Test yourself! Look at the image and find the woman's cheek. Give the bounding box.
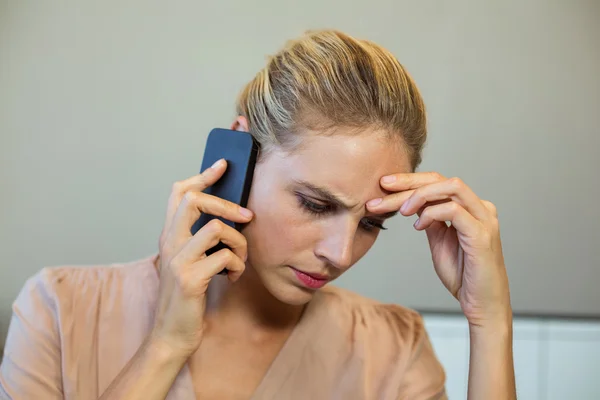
[262,199,319,245]
[244,191,314,255]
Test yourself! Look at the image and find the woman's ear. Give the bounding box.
[230,116,249,132]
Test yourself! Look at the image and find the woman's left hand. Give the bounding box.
[367,172,512,328]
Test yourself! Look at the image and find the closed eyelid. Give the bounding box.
[299,193,327,203]
[299,193,398,221]
[298,194,389,231]
[297,193,334,208]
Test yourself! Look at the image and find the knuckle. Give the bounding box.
[420,206,432,220]
[448,177,464,190]
[206,218,225,234]
[217,249,235,264]
[171,180,185,195]
[169,260,198,295]
[484,200,498,216]
[168,256,185,275]
[223,249,235,261]
[430,171,445,181]
[237,240,249,257]
[182,190,196,206]
[411,190,424,204]
[448,201,461,213]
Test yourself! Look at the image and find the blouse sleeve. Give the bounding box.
[0,270,63,400]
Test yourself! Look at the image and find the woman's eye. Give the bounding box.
[298,196,333,215]
[360,218,387,231]
[297,194,387,231]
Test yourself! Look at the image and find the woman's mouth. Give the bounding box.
[290,267,330,289]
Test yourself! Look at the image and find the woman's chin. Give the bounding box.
[261,272,318,306]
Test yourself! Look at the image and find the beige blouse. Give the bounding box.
[0,255,447,400]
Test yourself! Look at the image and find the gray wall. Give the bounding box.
[1,0,599,343]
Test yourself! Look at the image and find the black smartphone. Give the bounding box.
[190,128,258,273]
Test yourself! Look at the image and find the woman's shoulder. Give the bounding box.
[308,286,446,397]
[317,285,426,338]
[2,255,161,398]
[13,254,160,326]
[20,254,158,299]
[313,285,432,363]
[28,254,158,290]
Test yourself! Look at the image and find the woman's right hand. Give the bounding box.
[150,159,254,358]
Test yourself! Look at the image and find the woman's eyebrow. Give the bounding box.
[292,179,356,209]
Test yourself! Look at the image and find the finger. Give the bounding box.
[177,219,248,264]
[482,200,498,217]
[414,201,482,239]
[427,224,463,300]
[192,249,246,285]
[366,189,415,214]
[367,191,450,215]
[416,199,452,217]
[422,220,448,245]
[168,190,253,245]
[401,177,490,222]
[174,249,246,296]
[379,171,446,191]
[414,202,450,246]
[164,159,228,234]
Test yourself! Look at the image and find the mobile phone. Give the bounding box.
[190,128,258,273]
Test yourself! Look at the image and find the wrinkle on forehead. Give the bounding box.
[267,128,411,208]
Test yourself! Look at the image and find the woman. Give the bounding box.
[0,30,516,399]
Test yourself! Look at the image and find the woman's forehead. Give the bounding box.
[293,131,410,172]
[268,131,410,203]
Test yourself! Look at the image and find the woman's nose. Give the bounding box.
[314,220,356,271]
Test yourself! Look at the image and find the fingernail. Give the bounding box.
[382,175,396,184]
[400,200,410,213]
[239,207,253,218]
[211,159,225,169]
[413,218,420,229]
[367,198,383,207]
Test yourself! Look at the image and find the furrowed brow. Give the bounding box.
[292,180,355,210]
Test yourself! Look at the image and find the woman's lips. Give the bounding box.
[290,267,330,289]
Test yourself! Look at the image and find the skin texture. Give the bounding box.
[100,116,516,400]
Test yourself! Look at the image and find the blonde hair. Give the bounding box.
[236,30,427,170]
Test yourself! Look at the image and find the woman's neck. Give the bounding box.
[204,264,306,333]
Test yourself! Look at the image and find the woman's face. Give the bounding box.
[242,127,411,305]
